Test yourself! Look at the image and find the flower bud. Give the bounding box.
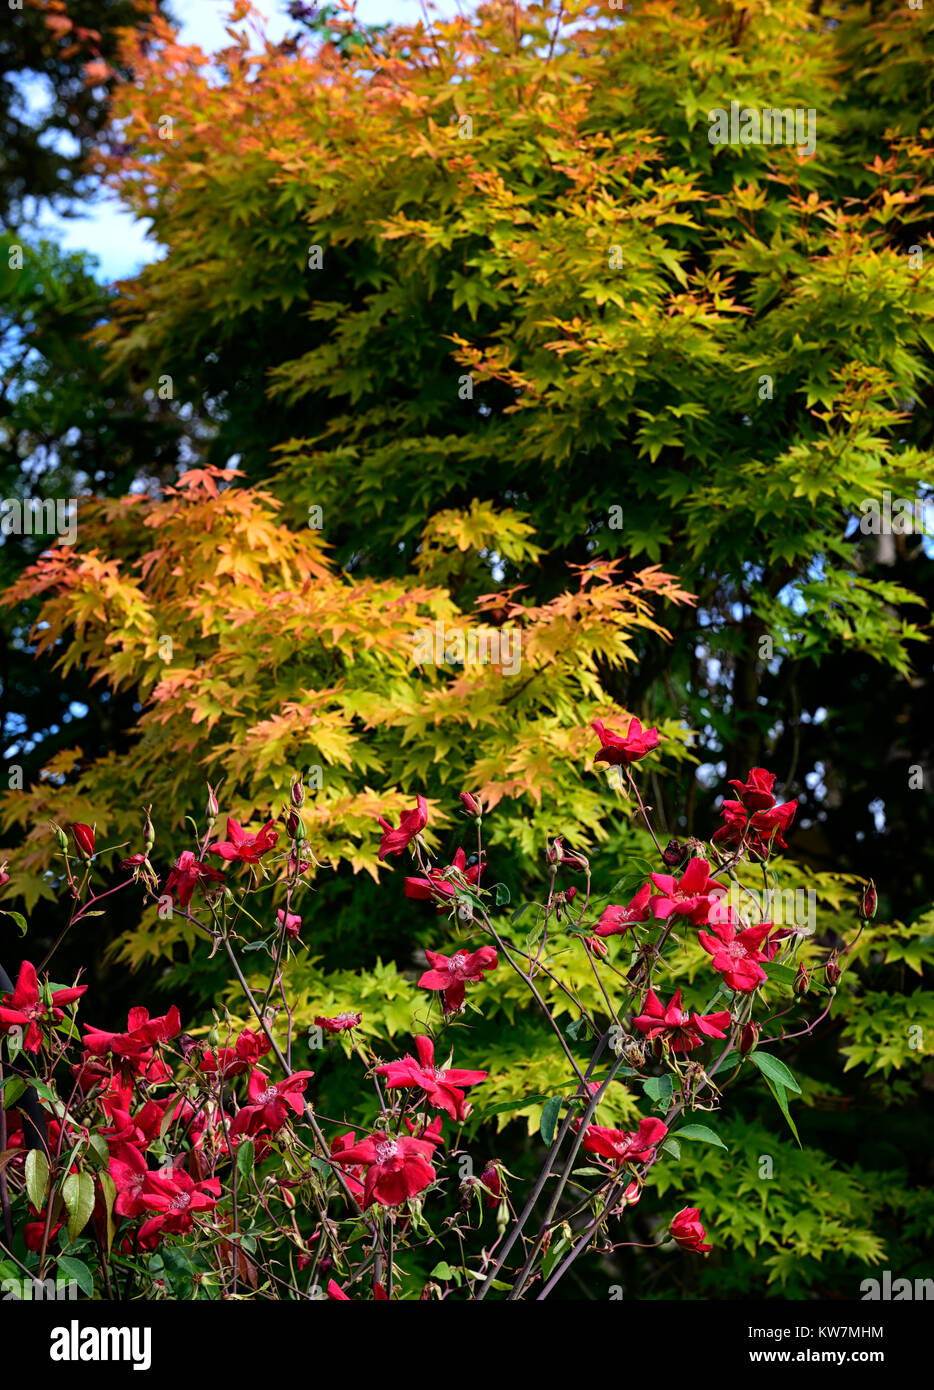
[205,784,219,819]
[859,879,877,921]
[662,838,684,868]
[287,809,305,841]
[143,806,155,856]
[459,790,482,818]
[824,955,841,987]
[291,777,305,808]
[72,823,95,858]
[51,822,69,853]
[793,962,811,997]
[547,837,564,866]
[739,1021,759,1056]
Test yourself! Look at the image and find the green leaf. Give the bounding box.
[87,1133,110,1169]
[748,1050,802,1095]
[762,1075,802,1148]
[660,1137,681,1160]
[0,910,27,936]
[62,1171,95,1242]
[25,1148,49,1210]
[642,1074,673,1107]
[674,1123,729,1152]
[57,1255,94,1298]
[26,1078,59,1104]
[1,1076,26,1109]
[493,882,510,906]
[540,1095,563,1146]
[98,1172,118,1255]
[429,1261,455,1280]
[479,1094,549,1119]
[236,1139,256,1184]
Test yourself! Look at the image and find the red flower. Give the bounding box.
[649,858,726,924]
[165,850,224,909]
[697,914,778,993]
[750,800,797,851]
[209,817,279,864]
[326,1278,351,1300]
[83,1005,181,1060]
[136,1169,222,1247]
[670,1206,712,1253]
[24,1206,66,1252]
[109,1143,152,1217]
[404,846,481,901]
[330,1131,367,1201]
[276,908,302,939]
[333,1131,439,1208]
[72,823,96,858]
[459,791,482,817]
[633,988,731,1053]
[232,1066,313,1135]
[0,961,87,1053]
[201,1027,271,1078]
[315,1012,362,1033]
[581,1116,668,1166]
[478,1161,502,1209]
[376,795,428,860]
[727,768,776,812]
[591,716,658,767]
[713,796,797,860]
[376,1035,488,1121]
[418,945,498,1011]
[592,883,653,937]
[546,837,589,871]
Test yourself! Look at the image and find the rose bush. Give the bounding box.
[0,727,869,1300]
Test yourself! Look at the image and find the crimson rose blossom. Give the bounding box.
[697,914,779,993]
[376,795,428,860]
[71,822,96,857]
[670,1206,713,1253]
[405,846,481,901]
[581,1116,668,1166]
[315,1012,362,1033]
[418,945,498,1011]
[633,988,731,1053]
[165,850,224,908]
[0,961,87,1052]
[83,1004,181,1060]
[209,816,279,863]
[592,883,653,937]
[333,1130,439,1208]
[276,908,302,939]
[591,716,659,767]
[649,857,726,924]
[136,1169,222,1247]
[201,1026,271,1077]
[727,767,777,812]
[231,1066,314,1135]
[377,1035,488,1121]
